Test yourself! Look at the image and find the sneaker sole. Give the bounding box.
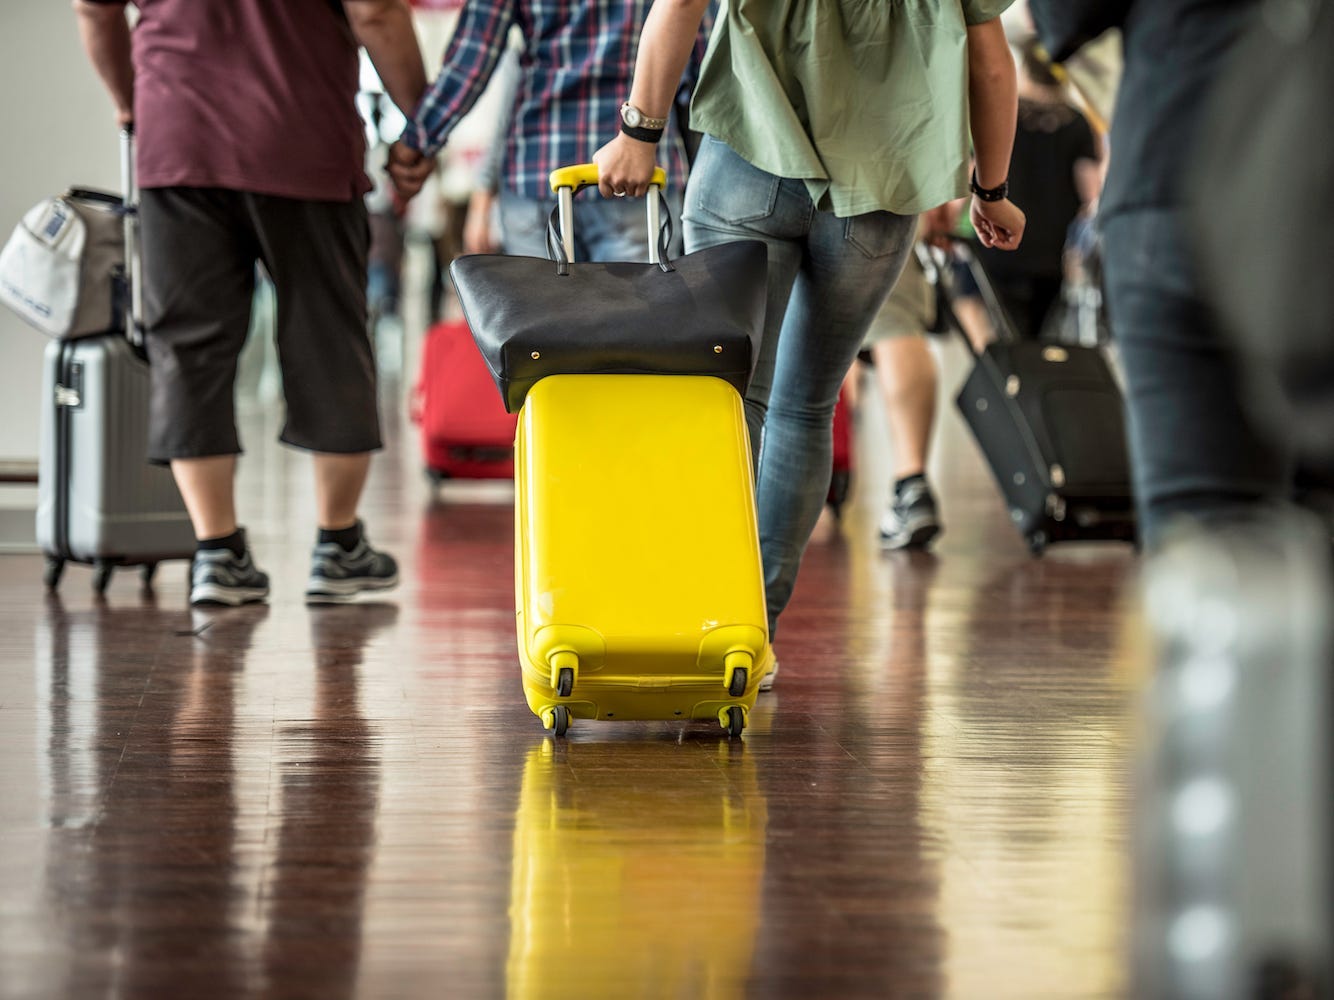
[758,659,779,692]
[880,520,941,551]
[190,584,270,607]
[304,572,399,604]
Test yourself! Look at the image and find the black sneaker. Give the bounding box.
[305,529,399,604]
[879,478,942,550]
[190,547,271,607]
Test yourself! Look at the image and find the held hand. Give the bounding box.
[922,200,964,248]
[387,141,435,202]
[592,133,659,200]
[970,196,1026,251]
[463,189,499,255]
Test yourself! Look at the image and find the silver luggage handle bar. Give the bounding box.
[549,164,669,266]
[119,125,142,347]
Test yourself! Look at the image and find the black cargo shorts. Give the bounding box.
[139,187,381,462]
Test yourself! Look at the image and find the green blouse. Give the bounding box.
[690,0,1015,217]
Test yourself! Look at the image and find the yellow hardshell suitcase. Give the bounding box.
[515,372,771,737]
[503,164,771,737]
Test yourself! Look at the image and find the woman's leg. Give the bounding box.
[757,208,916,632]
[682,136,807,465]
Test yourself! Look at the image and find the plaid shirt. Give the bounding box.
[404,0,713,201]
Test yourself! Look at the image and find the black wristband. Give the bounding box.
[620,121,665,144]
[970,169,1009,202]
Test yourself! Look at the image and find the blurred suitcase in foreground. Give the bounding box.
[413,318,518,483]
[1135,510,1331,1000]
[944,240,1136,555]
[31,129,195,592]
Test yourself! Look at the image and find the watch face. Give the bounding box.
[623,104,642,128]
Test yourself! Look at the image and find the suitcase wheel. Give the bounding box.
[720,705,746,738]
[724,650,752,698]
[1027,530,1048,558]
[547,705,570,737]
[550,650,579,698]
[43,557,65,591]
[92,560,114,594]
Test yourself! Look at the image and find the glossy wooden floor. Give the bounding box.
[0,341,1143,999]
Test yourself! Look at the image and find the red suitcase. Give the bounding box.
[412,319,518,481]
[826,382,854,517]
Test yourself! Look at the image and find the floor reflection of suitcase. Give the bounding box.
[413,319,518,483]
[514,374,770,737]
[507,741,766,999]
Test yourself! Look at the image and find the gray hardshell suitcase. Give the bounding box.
[36,129,194,593]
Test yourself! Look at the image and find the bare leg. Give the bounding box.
[171,456,237,540]
[313,452,372,531]
[872,336,938,480]
[954,296,995,355]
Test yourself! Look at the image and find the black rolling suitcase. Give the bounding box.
[942,239,1136,555]
[33,129,196,592]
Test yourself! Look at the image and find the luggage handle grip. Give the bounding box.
[547,164,671,271]
[118,125,144,348]
[548,164,667,194]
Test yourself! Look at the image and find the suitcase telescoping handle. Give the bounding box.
[548,164,670,269]
[119,125,143,347]
[935,234,1021,356]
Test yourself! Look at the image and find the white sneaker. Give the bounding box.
[879,478,942,550]
[759,658,779,692]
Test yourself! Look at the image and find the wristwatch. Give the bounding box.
[620,102,667,143]
[620,102,667,131]
[970,169,1009,203]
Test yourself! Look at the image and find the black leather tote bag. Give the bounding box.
[449,186,768,414]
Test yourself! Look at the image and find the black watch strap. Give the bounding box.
[970,169,1009,202]
[620,121,665,144]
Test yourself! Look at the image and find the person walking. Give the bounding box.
[974,38,1102,341]
[1031,0,1285,548]
[594,0,1026,679]
[75,0,427,605]
[862,204,962,551]
[387,0,713,261]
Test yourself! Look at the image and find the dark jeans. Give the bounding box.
[1100,207,1290,548]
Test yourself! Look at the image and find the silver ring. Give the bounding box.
[614,190,626,198]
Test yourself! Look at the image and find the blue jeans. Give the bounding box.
[1100,207,1291,548]
[684,136,916,635]
[498,189,684,262]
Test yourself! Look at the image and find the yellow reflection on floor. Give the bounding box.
[506,740,766,999]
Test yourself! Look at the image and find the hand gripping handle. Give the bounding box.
[547,164,671,270]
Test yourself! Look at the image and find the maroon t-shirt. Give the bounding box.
[130,0,371,201]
